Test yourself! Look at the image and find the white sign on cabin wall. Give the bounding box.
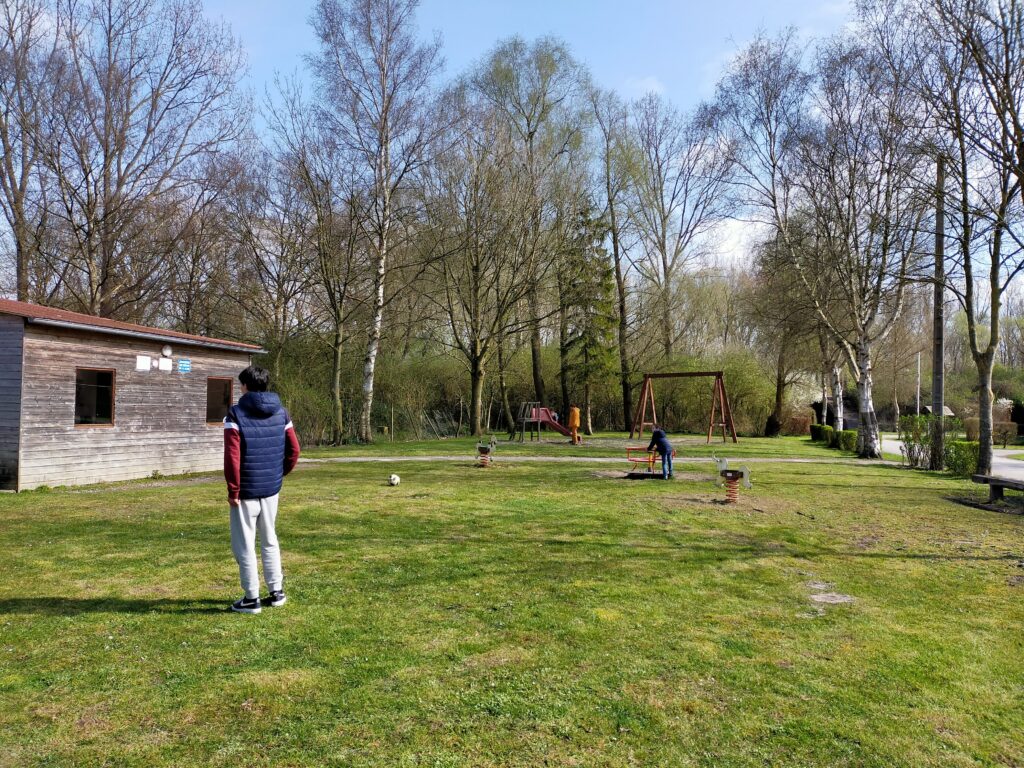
[158,357,172,372]
[135,355,151,371]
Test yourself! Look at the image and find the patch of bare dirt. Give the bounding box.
[805,581,834,591]
[799,578,856,617]
[855,534,882,550]
[591,470,709,482]
[809,592,856,604]
[462,646,535,670]
[70,475,217,492]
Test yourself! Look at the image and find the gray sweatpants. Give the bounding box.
[229,494,283,599]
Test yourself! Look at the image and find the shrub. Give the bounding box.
[945,440,979,478]
[783,412,812,437]
[821,425,834,447]
[963,416,1015,446]
[810,423,823,442]
[964,417,979,441]
[839,429,858,452]
[898,415,932,469]
[994,420,1016,447]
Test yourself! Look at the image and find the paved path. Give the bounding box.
[68,452,900,493]
[301,454,896,466]
[880,436,1024,481]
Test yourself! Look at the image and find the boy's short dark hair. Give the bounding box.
[239,365,270,392]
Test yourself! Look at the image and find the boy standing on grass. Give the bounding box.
[224,365,301,614]
[647,425,673,480]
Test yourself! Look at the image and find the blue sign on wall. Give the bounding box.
[178,359,192,373]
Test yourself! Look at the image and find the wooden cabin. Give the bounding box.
[0,299,263,491]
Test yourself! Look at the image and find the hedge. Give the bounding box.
[810,423,824,442]
[964,417,1016,445]
[821,425,834,447]
[839,429,858,452]
[945,440,979,478]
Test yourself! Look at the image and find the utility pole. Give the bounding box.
[930,155,946,470]
[916,351,921,416]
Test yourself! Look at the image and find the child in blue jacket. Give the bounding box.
[647,426,674,480]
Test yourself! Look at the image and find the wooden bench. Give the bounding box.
[972,474,1024,502]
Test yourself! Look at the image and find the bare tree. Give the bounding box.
[748,240,819,435]
[629,93,733,359]
[162,182,242,337]
[795,38,927,456]
[864,0,1024,472]
[267,78,370,443]
[421,96,538,435]
[590,86,636,429]
[716,31,926,456]
[894,0,1024,474]
[471,36,589,407]
[223,149,314,378]
[0,0,56,300]
[311,0,443,442]
[37,0,245,318]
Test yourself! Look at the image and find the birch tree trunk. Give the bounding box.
[855,341,881,458]
[820,371,828,425]
[313,0,442,443]
[832,365,844,432]
[359,236,387,441]
[584,379,594,435]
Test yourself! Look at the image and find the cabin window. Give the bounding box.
[206,378,233,423]
[75,369,115,425]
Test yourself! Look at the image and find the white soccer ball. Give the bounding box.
[388,474,400,486]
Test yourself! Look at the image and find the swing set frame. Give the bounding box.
[628,371,738,443]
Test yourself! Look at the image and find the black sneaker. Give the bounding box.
[263,590,287,608]
[230,596,262,614]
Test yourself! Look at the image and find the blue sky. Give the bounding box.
[204,0,853,110]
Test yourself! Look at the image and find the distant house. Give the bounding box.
[810,396,861,430]
[0,299,263,491]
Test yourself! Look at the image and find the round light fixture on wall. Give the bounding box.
[161,345,172,358]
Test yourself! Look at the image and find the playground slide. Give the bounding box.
[533,407,572,436]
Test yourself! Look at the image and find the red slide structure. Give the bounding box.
[531,406,571,436]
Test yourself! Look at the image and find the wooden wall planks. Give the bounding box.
[17,325,251,490]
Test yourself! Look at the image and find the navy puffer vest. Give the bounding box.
[228,392,290,499]
[647,428,673,456]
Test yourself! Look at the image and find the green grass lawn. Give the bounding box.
[2,447,1022,766]
[305,433,882,461]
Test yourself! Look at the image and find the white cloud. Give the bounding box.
[708,218,770,264]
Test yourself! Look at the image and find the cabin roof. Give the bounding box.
[0,299,264,354]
